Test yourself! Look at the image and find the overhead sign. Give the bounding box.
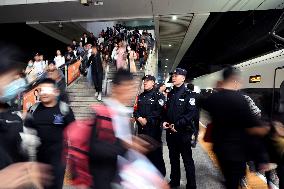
[249,75,261,83]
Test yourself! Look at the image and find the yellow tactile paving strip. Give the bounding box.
[199,126,269,189]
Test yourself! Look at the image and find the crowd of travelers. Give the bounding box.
[24,24,154,101]
[0,23,283,189]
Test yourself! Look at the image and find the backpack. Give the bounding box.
[64,119,94,187]
[64,103,116,187]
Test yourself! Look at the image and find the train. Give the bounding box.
[193,49,284,121]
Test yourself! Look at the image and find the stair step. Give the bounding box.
[69,93,102,97]
[72,108,94,114]
[67,88,96,93]
[69,96,98,102]
[70,101,97,107]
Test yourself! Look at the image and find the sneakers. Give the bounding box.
[97,92,102,101]
[95,92,99,97]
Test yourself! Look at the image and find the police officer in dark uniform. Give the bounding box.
[133,75,166,176]
[187,83,200,148]
[163,68,197,189]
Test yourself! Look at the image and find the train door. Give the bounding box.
[279,81,284,113]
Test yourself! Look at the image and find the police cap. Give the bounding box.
[172,68,187,76]
[142,75,156,82]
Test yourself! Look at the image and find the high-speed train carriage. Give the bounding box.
[193,49,284,121]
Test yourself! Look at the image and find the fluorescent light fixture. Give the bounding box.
[168,44,172,47]
[165,65,168,68]
[166,58,169,61]
[172,15,177,20]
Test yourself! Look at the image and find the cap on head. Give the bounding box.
[142,75,156,82]
[172,68,187,76]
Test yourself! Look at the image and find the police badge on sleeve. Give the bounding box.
[189,98,195,106]
[158,99,164,106]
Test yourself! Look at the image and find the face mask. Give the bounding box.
[0,78,27,103]
[127,47,131,51]
[28,62,33,67]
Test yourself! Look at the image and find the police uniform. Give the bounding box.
[133,75,166,176]
[164,68,197,189]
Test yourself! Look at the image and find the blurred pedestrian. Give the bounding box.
[0,46,52,189]
[25,78,75,189]
[200,66,270,189]
[89,69,150,189]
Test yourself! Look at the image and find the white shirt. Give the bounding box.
[98,37,104,45]
[111,47,118,60]
[87,49,92,59]
[33,61,45,76]
[54,55,65,68]
[104,98,132,144]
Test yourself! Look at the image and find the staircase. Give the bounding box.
[67,63,144,119]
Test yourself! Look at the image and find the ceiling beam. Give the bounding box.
[27,21,71,44]
[171,13,210,71]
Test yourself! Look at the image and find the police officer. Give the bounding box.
[163,68,197,189]
[133,75,166,176]
[187,83,200,147]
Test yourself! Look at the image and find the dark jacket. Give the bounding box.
[164,84,198,134]
[133,89,165,139]
[87,53,103,75]
[0,107,26,169]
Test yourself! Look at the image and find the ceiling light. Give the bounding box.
[166,58,169,61]
[168,44,172,47]
[165,65,168,68]
[172,15,177,20]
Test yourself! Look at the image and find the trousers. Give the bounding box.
[166,132,196,189]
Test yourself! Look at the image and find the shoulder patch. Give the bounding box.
[158,99,164,106]
[189,98,195,106]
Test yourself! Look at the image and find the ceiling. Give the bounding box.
[28,21,88,44]
[1,0,284,81]
[179,9,284,80]
[0,0,284,23]
[158,15,194,77]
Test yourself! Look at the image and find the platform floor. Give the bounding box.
[64,126,278,189]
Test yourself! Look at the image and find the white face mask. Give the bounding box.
[28,62,33,67]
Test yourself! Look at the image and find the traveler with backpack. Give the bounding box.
[25,78,75,189]
[89,69,151,189]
